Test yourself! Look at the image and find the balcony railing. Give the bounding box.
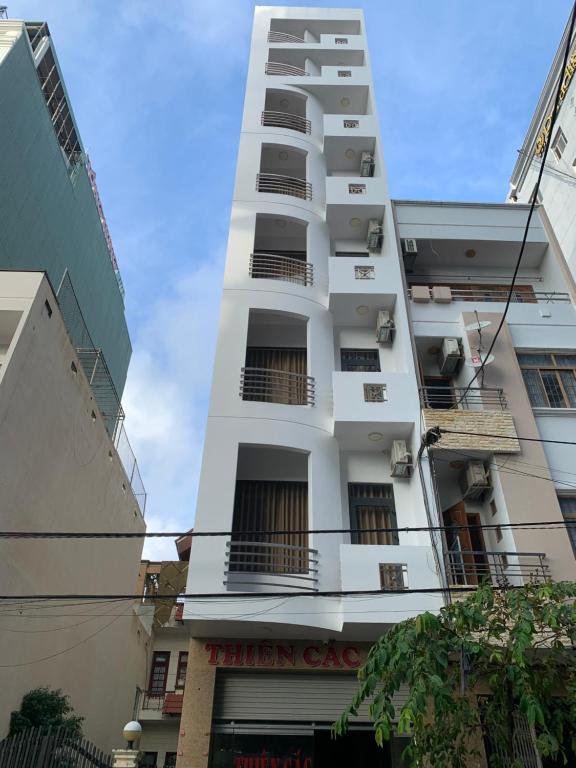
[256,173,312,200]
[267,30,307,44]
[225,540,319,591]
[408,287,571,304]
[265,61,310,77]
[445,551,549,587]
[249,253,313,286]
[419,386,507,411]
[261,110,311,134]
[139,689,183,715]
[240,367,315,405]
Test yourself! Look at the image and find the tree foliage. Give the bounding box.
[333,582,576,768]
[9,687,84,737]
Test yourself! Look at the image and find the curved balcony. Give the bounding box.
[249,252,313,286]
[256,173,312,200]
[261,110,311,135]
[240,367,315,405]
[225,540,319,591]
[267,31,307,44]
[265,62,309,77]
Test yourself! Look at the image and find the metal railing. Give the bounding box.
[267,30,307,43]
[261,109,311,134]
[419,386,507,410]
[240,367,315,405]
[445,551,549,587]
[0,726,112,768]
[249,253,313,286]
[265,61,310,76]
[139,689,184,713]
[408,287,571,304]
[256,173,312,200]
[225,540,319,591]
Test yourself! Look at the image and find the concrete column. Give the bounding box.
[176,638,217,768]
[112,750,140,768]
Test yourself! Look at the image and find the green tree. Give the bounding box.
[9,687,83,737]
[333,582,576,768]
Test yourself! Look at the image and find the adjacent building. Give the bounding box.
[173,7,576,768]
[0,19,146,753]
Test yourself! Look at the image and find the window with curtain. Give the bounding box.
[231,480,308,573]
[348,483,399,545]
[559,496,576,556]
[243,347,308,404]
[518,352,576,409]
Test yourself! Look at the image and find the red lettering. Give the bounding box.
[205,643,224,665]
[257,644,274,666]
[233,759,244,768]
[294,749,302,768]
[342,646,361,669]
[260,749,269,768]
[303,760,312,768]
[270,759,280,768]
[282,759,291,768]
[245,644,256,666]
[276,645,296,667]
[321,646,342,668]
[302,646,321,667]
[223,643,244,666]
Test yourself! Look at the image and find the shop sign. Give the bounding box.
[234,749,312,768]
[205,642,362,669]
[535,51,576,156]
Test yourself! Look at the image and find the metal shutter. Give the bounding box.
[213,671,408,723]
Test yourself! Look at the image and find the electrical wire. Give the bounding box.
[454,0,576,404]
[438,428,576,446]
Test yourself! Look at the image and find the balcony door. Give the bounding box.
[148,651,169,695]
[245,347,307,404]
[348,483,399,545]
[444,503,488,585]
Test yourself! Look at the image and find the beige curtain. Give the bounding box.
[245,348,307,404]
[232,480,308,573]
[349,483,397,545]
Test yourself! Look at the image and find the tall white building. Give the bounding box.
[163,8,576,768]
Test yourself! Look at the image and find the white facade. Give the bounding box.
[184,6,443,639]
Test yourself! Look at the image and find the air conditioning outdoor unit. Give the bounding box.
[402,238,418,272]
[438,337,463,376]
[391,440,413,478]
[376,310,395,344]
[360,151,375,177]
[367,219,383,252]
[460,461,492,501]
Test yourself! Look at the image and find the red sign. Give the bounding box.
[234,749,312,768]
[205,643,361,669]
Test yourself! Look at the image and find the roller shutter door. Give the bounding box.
[213,671,408,723]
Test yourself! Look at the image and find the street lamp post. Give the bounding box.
[112,721,142,768]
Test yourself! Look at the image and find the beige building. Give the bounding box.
[0,272,147,752]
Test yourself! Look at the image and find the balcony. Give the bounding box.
[265,61,309,77]
[267,30,306,43]
[249,252,313,286]
[445,550,549,587]
[256,173,312,200]
[261,110,311,135]
[139,689,184,718]
[420,386,507,411]
[224,540,319,591]
[408,285,571,304]
[240,367,315,405]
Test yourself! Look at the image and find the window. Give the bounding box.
[341,349,380,372]
[148,651,170,695]
[338,70,352,77]
[176,651,188,689]
[348,183,366,194]
[518,352,576,408]
[354,265,374,279]
[334,251,369,257]
[139,753,157,768]
[343,119,359,128]
[363,383,387,402]
[164,753,177,768]
[335,37,348,44]
[348,483,399,545]
[552,127,568,161]
[559,497,576,556]
[379,563,407,590]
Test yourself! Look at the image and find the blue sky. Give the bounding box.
[9,0,573,557]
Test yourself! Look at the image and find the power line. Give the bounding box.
[438,428,576,446]
[454,0,576,403]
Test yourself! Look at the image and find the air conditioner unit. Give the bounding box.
[438,337,463,376]
[402,239,418,272]
[367,219,383,252]
[360,151,375,177]
[376,310,395,344]
[391,440,413,478]
[460,461,492,501]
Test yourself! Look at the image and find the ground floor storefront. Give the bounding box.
[175,639,409,768]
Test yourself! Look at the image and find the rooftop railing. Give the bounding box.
[265,61,309,77]
[249,253,313,286]
[420,386,507,411]
[225,540,319,591]
[256,173,312,200]
[261,110,311,134]
[408,287,571,304]
[267,30,307,43]
[445,551,549,587]
[240,367,315,405]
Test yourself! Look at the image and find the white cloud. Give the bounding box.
[122,250,225,560]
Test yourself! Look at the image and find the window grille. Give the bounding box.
[379,564,408,591]
[354,265,374,279]
[363,383,387,402]
[517,351,576,408]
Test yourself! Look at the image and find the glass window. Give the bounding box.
[341,348,380,372]
[552,127,568,161]
[559,497,576,556]
[149,651,169,695]
[176,651,188,689]
[518,352,576,408]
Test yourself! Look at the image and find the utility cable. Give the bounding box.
[438,428,576,446]
[454,0,576,404]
